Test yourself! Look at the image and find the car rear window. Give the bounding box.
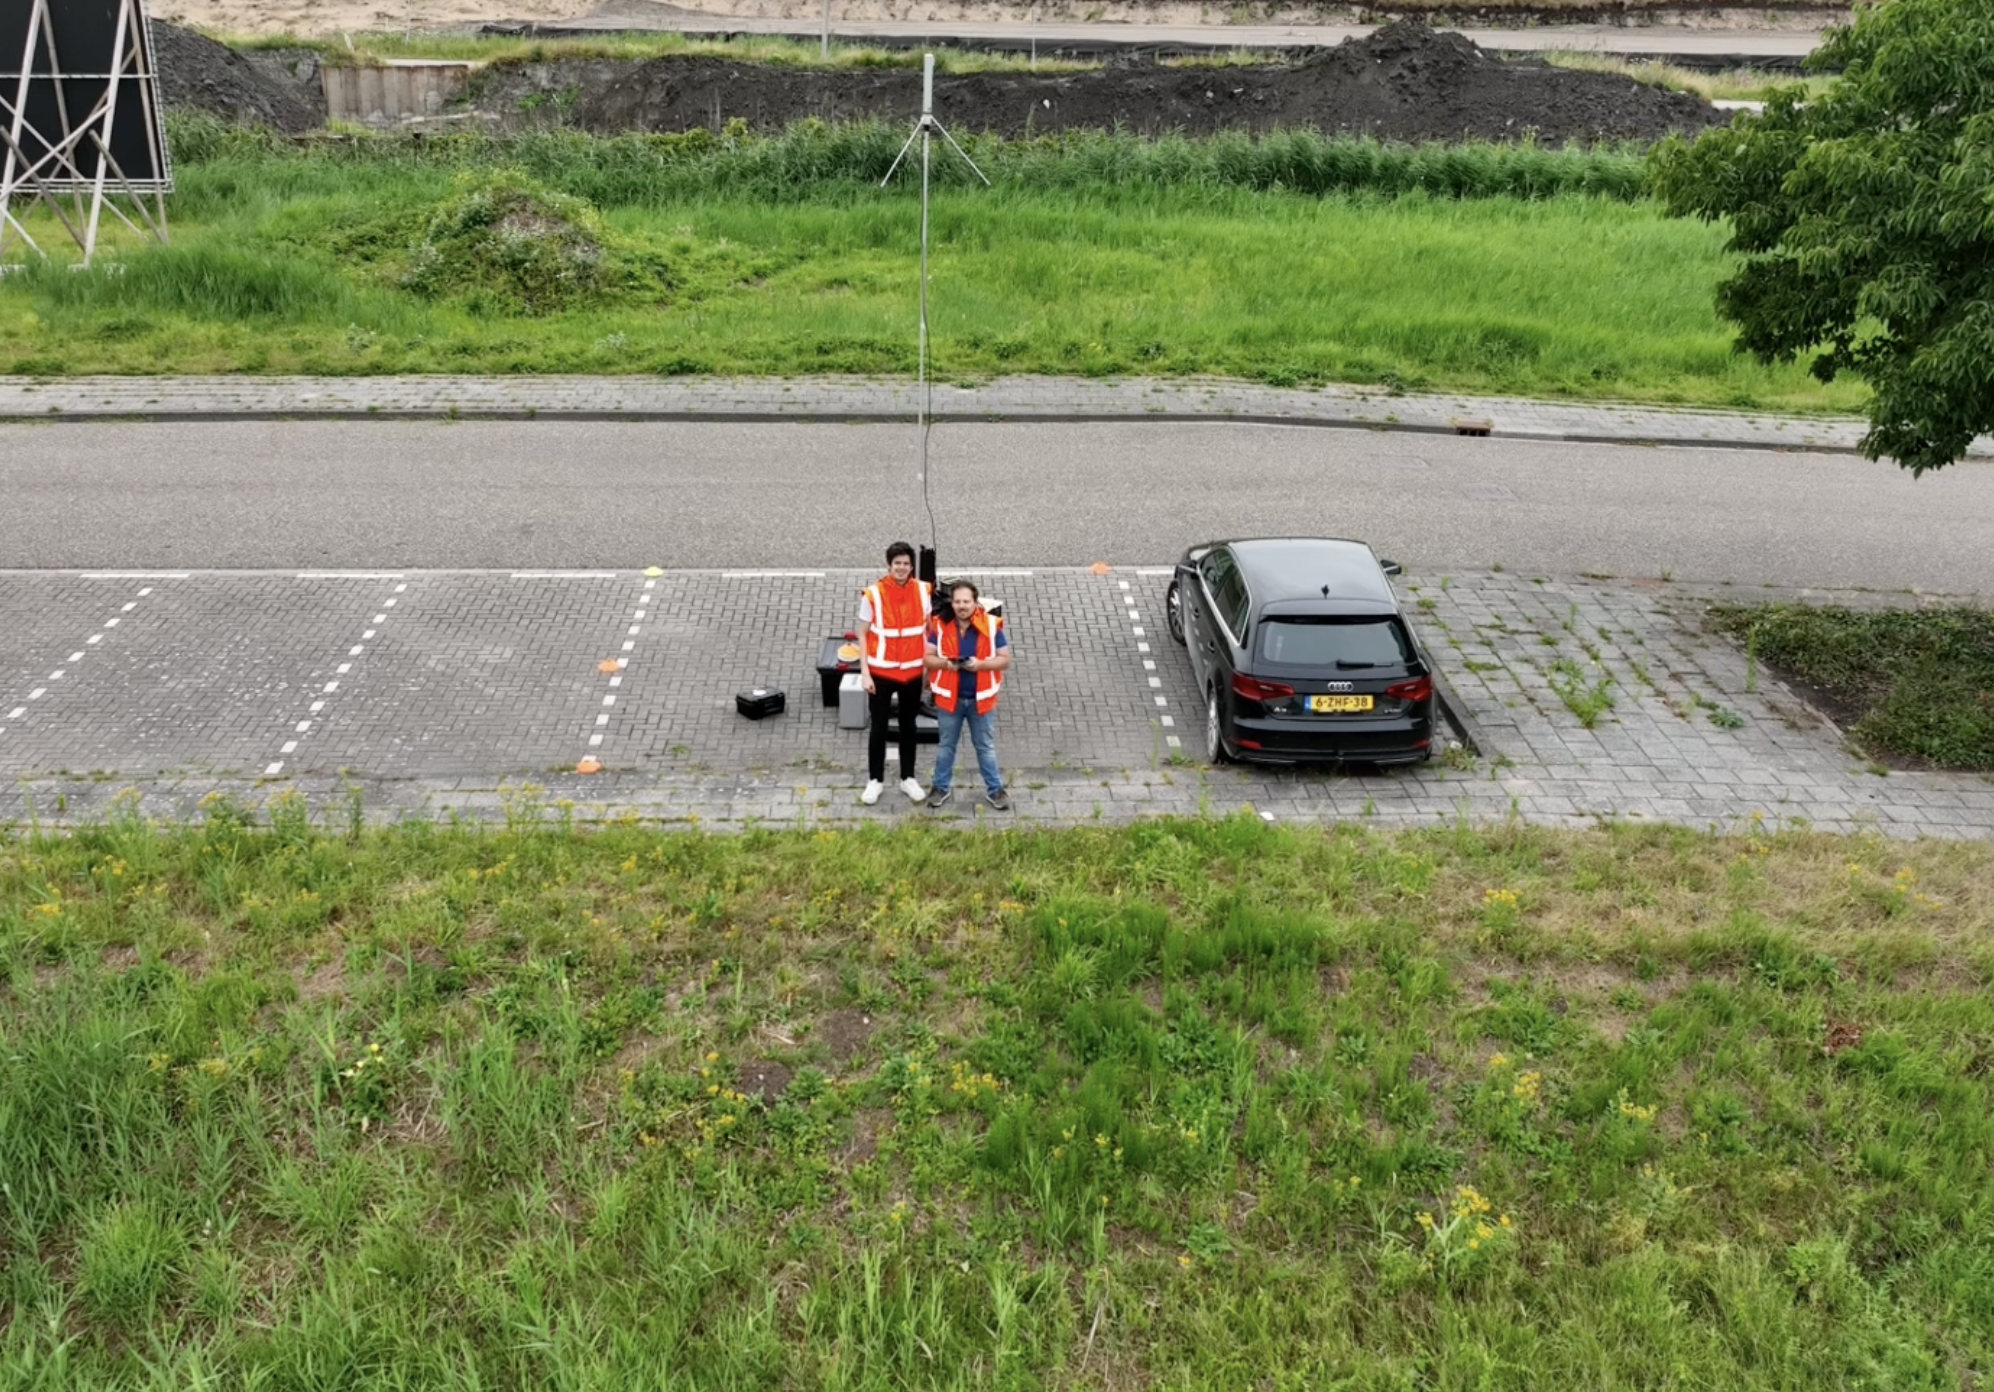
[1258,618,1413,669]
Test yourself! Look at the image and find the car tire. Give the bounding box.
[1165,579,1186,646]
[1205,688,1230,764]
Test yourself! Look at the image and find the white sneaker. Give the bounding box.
[900,777,927,803]
[861,780,884,805]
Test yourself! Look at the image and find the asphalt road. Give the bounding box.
[556,6,1828,62]
[4,420,1989,592]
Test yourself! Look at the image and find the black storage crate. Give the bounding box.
[735,688,786,720]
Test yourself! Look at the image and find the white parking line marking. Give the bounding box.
[578,581,659,768]
[1105,572,1185,755]
[265,580,408,778]
[0,578,166,742]
[512,571,617,579]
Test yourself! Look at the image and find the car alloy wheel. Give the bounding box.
[1205,688,1228,764]
[1166,580,1186,645]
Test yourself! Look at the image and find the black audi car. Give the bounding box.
[1166,537,1437,766]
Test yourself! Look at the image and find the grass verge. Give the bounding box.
[4,803,1992,1387]
[0,123,1858,411]
[1709,603,1994,772]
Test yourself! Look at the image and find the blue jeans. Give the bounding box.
[932,705,1003,796]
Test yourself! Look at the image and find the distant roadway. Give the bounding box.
[3,420,1988,593]
[536,4,1830,65]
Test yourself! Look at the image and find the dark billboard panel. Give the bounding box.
[0,0,172,192]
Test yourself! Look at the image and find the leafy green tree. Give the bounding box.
[1650,0,1993,474]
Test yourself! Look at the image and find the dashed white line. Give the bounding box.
[1109,572,1181,750]
[0,580,162,739]
[264,583,406,776]
[582,578,656,761]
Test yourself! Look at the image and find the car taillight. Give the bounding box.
[1385,675,1433,703]
[1231,673,1296,703]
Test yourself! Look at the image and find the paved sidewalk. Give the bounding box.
[8,373,1981,457]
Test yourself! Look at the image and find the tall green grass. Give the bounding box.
[0,119,1858,410]
[164,116,1650,209]
[3,806,1991,1388]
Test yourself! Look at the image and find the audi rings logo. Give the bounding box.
[1325,681,1354,692]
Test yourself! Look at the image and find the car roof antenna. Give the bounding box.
[881,54,990,570]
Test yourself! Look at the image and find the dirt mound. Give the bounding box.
[151,21,325,133]
[486,22,1724,145]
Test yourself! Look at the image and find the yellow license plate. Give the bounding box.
[1310,694,1374,713]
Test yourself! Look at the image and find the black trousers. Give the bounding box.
[867,677,921,782]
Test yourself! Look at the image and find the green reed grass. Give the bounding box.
[0,120,1862,412]
[2,804,1991,1388]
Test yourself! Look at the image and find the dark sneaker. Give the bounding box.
[985,789,1011,811]
[928,787,953,810]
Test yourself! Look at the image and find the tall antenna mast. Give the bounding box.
[880,54,989,568]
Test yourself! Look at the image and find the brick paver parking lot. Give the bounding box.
[2,565,1987,837]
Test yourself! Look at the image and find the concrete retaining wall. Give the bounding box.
[322,62,473,125]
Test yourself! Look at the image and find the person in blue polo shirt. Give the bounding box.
[923,579,1013,811]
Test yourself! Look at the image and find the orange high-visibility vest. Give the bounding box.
[927,610,1004,715]
[863,577,932,682]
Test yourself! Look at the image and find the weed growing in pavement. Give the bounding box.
[3,810,1992,1384]
[1547,656,1617,727]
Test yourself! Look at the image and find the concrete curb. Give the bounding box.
[1431,665,1495,761]
[0,403,1890,458]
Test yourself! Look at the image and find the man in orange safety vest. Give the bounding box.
[923,578,1012,811]
[857,541,933,805]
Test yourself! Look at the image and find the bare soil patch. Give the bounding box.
[814,1008,877,1063]
[152,22,326,132]
[480,23,1722,142]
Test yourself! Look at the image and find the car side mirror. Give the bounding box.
[1379,559,1404,577]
